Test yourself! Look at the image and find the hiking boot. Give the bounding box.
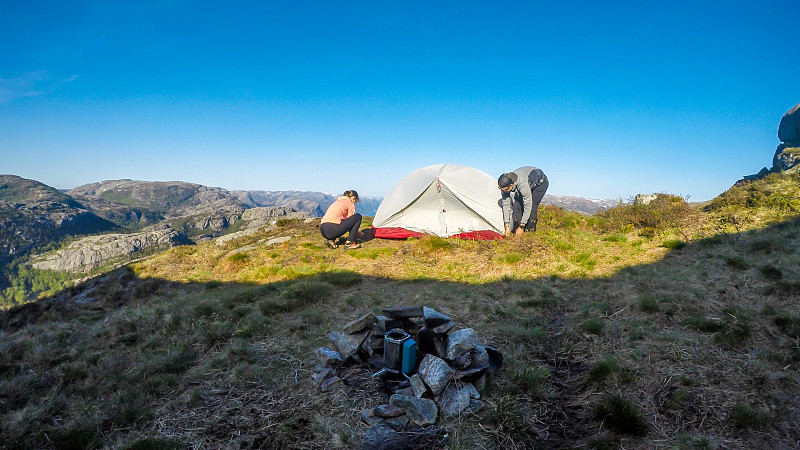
[324,239,338,249]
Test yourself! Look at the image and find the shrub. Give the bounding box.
[638,295,660,313]
[593,394,649,436]
[582,318,604,335]
[598,194,693,234]
[318,271,363,287]
[730,402,771,428]
[661,239,686,249]
[589,356,619,381]
[282,280,333,304]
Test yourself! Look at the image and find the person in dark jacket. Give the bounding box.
[497,166,548,236]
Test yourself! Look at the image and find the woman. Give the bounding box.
[320,190,363,250]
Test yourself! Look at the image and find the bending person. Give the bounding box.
[497,166,548,236]
[320,190,363,250]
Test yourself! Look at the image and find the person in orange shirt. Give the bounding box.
[320,190,363,250]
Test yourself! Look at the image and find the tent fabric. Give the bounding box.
[372,164,504,240]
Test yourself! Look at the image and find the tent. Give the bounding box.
[372,164,504,240]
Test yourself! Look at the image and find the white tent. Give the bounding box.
[372,164,504,240]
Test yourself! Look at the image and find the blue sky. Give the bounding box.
[1,1,798,201]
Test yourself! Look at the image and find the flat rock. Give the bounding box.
[430,320,456,334]
[390,394,438,426]
[410,374,427,398]
[344,313,377,334]
[362,424,404,450]
[311,367,335,385]
[383,305,424,319]
[315,347,343,368]
[321,376,344,392]
[445,328,479,360]
[385,414,410,431]
[423,307,451,327]
[418,354,454,395]
[374,404,406,418]
[327,330,369,359]
[435,382,472,417]
[452,349,474,369]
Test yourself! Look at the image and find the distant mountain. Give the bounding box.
[233,190,383,217]
[69,179,247,237]
[541,194,618,215]
[0,175,118,288]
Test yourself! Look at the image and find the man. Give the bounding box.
[498,166,549,236]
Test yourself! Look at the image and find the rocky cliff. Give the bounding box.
[744,102,800,181]
[0,175,118,264]
[30,224,190,273]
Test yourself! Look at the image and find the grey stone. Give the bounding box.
[390,394,438,426]
[360,408,384,426]
[320,376,344,392]
[395,387,415,396]
[362,425,403,450]
[464,382,480,399]
[311,367,334,385]
[410,374,427,398]
[418,354,454,395]
[327,330,369,359]
[778,102,800,143]
[445,328,479,360]
[374,404,406,418]
[465,399,485,413]
[315,347,343,368]
[344,313,377,334]
[383,305,424,319]
[452,350,474,369]
[435,382,472,417]
[423,306,451,327]
[430,320,456,334]
[385,414,410,431]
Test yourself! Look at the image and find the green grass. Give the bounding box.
[593,393,649,436]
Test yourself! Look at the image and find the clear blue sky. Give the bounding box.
[1,1,798,201]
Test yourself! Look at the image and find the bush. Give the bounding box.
[318,271,363,287]
[593,394,649,436]
[730,402,771,428]
[598,194,693,234]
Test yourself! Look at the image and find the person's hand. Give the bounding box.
[515,227,524,236]
[504,224,512,237]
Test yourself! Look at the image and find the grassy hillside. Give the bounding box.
[1,174,799,448]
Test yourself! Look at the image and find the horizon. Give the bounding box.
[2,2,798,201]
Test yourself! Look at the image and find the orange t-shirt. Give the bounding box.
[320,196,355,225]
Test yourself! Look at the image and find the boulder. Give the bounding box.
[327,330,369,359]
[374,404,406,418]
[423,307,451,327]
[344,313,377,334]
[389,394,438,426]
[435,382,472,417]
[418,354,454,395]
[445,328,479,360]
[383,305,424,319]
[315,347,343,368]
[778,102,800,144]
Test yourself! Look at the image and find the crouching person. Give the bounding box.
[320,190,363,250]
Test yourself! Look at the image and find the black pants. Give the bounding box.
[320,214,362,242]
[512,179,548,232]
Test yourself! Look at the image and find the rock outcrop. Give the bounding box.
[743,102,800,181]
[0,175,118,265]
[31,224,190,273]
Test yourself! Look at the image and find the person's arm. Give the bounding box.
[500,192,512,236]
[518,181,533,226]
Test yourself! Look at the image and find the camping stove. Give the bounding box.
[372,328,417,379]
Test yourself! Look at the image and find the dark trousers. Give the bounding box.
[512,180,548,232]
[320,214,362,242]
